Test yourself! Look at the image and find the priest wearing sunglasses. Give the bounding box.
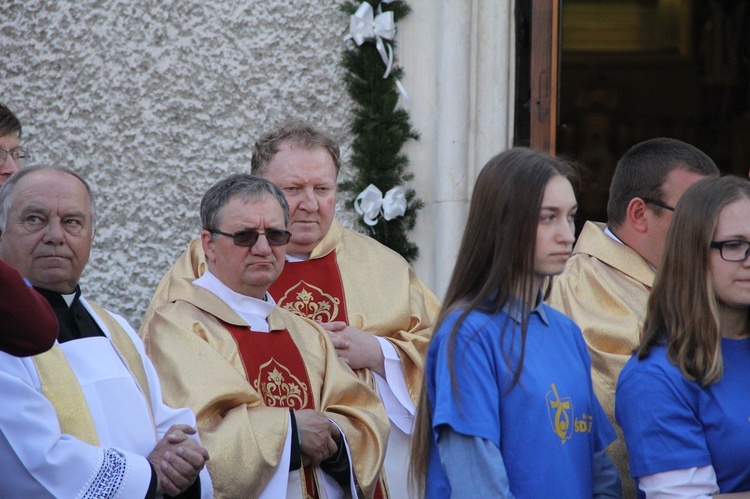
[140,173,389,499]
[145,122,440,497]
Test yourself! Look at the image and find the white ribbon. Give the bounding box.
[354,184,384,226]
[343,2,396,79]
[382,185,406,220]
[354,184,407,226]
[395,79,410,107]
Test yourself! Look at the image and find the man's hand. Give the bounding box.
[319,321,385,377]
[294,409,341,468]
[147,424,209,496]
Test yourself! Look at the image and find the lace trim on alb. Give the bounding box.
[78,448,128,499]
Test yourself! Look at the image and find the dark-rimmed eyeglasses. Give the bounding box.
[210,228,291,247]
[0,148,30,163]
[710,240,750,262]
[641,198,675,212]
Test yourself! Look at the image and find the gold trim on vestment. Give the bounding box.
[89,302,157,440]
[32,302,157,444]
[33,345,100,446]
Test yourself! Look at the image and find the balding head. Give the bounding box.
[0,166,95,293]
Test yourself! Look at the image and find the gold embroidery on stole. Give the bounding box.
[279,280,341,323]
[253,358,310,410]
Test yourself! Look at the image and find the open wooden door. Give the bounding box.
[529,0,559,154]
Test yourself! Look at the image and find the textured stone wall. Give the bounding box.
[2,0,518,327]
[2,0,358,327]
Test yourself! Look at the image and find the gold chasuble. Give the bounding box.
[546,221,654,498]
[144,220,440,407]
[140,279,389,499]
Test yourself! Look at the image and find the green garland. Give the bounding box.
[339,0,423,264]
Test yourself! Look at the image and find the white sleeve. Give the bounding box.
[320,417,357,499]
[638,466,719,498]
[110,312,214,498]
[0,351,152,498]
[374,336,415,434]
[258,416,293,499]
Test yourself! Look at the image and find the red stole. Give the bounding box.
[270,253,389,499]
[223,322,319,498]
[271,252,349,324]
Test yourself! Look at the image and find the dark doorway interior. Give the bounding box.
[556,0,750,226]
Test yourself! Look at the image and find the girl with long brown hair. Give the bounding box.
[409,148,619,498]
[616,176,750,496]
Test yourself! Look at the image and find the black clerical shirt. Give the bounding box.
[33,286,105,343]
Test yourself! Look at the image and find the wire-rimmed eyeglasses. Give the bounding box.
[0,148,30,164]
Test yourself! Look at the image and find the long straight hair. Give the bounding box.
[639,175,750,384]
[409,148,575,496]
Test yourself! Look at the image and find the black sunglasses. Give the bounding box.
[210,228,292,247]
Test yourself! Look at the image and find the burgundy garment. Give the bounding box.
[0,259,58,356]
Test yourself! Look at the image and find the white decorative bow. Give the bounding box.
[344,2,396,79]
[354,184,407,226]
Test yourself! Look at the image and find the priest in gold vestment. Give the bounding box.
[547,138,719,498]
[141,174,389,498]
[143,123,439,497]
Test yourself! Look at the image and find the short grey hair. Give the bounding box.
[0,165,97,232]
[200,174,289,233]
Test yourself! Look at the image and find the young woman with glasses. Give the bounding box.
[409,148,620,498]
[616,175,750,497]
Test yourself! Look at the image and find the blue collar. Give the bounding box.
[501,291,549,326]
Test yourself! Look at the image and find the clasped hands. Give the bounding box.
[318,321,385,377]
[295,409,342,467]
[147,424,209,496]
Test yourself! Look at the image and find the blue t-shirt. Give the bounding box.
[425,304,616,498]
[616,337,750,494]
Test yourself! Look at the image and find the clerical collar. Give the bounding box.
[286,253,310,262]
[33,285,105,342]
[604,226,623,245]
[193,270,276,332]
[34,285,82,309]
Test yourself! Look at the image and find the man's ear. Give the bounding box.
[626,197,649,234]
[200,230,215,262]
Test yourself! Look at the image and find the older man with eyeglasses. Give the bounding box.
[140,173,388,499]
